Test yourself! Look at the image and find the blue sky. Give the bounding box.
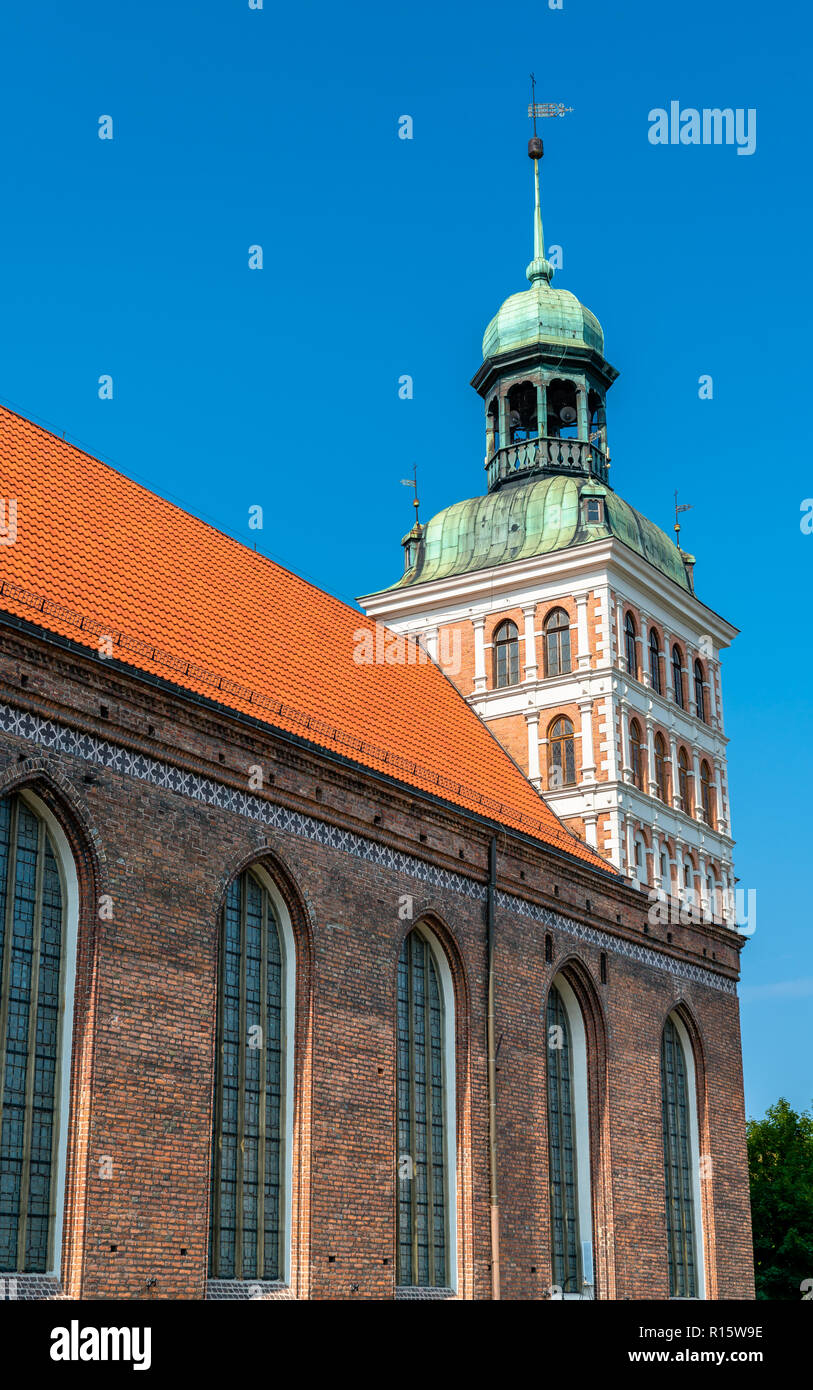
[0,0,809,1119]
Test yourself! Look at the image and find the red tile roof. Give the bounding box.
[0,403,610,868]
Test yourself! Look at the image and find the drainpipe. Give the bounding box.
[486,835,501,1299]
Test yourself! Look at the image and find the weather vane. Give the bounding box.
[674,490,693,549]
[400,464,420,525]
[528,71,573,144]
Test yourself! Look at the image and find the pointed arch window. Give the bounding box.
[0,791,77,1275]
[649,630,662,694]
[396,925,455,1290]
[699,761,714,827]
[546,980,593,1297]
[493,620,520,688]
[677,748,691,813]
[624,613,637,678]
[661,1016,703,1298]
[629,718,645,791]
[694,661,706,722]
[548,716,576,788]
[209,866,293,1283]
[672,646,685,709]
[654,733,669,802]
[544,608,571,677]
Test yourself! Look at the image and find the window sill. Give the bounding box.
[0,1274,62,1299]
[395,1285,456,1300]
[206,1279,293,1300]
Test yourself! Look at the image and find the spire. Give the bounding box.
[525,76,554,287]
[526,145,553,286]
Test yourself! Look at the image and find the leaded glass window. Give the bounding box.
[624,613,637,677]
[0,792,66,1273]
[548,717,576,788]
[694,661,706,722]
[672,646,685,709]
[661,1018,698,1298]
[629,719,645,790]
[396,929,448,1288]
[209,868,284,1281]
[493,620,520,688]
[655,733,669,802]
[649,629,662,694]
[547,984,581,1293]
[545,609,571,677]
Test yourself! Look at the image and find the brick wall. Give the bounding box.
[0,620,754,1300]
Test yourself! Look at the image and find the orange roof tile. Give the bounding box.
[0,403,610,869]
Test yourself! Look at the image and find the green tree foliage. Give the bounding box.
[747,1098,813,1300]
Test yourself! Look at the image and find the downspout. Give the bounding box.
[486,834,501,1299]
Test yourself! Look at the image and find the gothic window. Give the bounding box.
[624,613,637,678]
[661,1017,701,1298]
[677,748,691,813]
[629,719,645,791]
[546,981,593,1296]
[649,629,662,694]
[0,791,75,1275]
[654,733,669,802]
[209,866,291,1282]
[544,608,571,677]
[694,661,706,722]
[396,926,453,1289]
[672,646,685,709]
[548,717,576,788]
[493,620,520,688]
[699,761,714,827]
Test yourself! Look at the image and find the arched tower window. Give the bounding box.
[694,661,706,722]
[209,865,294,1283]
[0,790,78,1275]
[654,733,669,802]
[507,381,538,442]
[493,620,520,688]
[624,613,638,678]
[629,718,645,791]
[677,748,691,813]
[548,717,576,788]
[546,979,593,1297]
[547,379,579,439]
[544,608,571,677]
[661,1015,704,1298]
[396,925,455,1290]
[672,646,685,709]
[486,398,499,456]
[699,761,714,827]
[649,629,662,694]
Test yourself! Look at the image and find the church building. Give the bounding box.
[0,139,753,1301]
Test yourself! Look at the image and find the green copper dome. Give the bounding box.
[482,280,605,360]
[390,475,691,592]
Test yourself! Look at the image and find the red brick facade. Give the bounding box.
[0,619,755,1300]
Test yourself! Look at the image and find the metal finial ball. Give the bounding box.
[528,136,544,160]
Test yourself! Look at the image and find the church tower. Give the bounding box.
[360,133,738,923]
